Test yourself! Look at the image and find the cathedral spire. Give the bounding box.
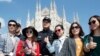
[26,10,31,27]
[76,12,80,23]
[36,0,39,11]
[73,12,80,23]
[73,12,76,22]
[38,0,41,17]
[50,0,53,10]
[39,0,41,11]
[53,0,57,14]
[50,0,57,10]
[63,6,67,21]
[35,0,39,19]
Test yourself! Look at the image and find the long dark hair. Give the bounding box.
[22,26,38,42]
[89,15,100,36]
[69,22,84,38]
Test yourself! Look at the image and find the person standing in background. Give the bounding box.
[16,23,25,41]
[38,17,54,56]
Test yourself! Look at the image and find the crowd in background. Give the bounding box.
[0,15,100,56]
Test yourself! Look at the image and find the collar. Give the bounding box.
[43,28,50,32]
[58,35,66,41]
[8,33,15,37]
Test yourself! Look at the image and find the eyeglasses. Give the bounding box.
[72,26,79,29]
[26,30,33,34]
[88,20,96,25]
[8,24,16,27]
[55,29,61,32]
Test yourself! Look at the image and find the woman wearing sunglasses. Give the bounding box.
[44,24,67,56]
[16,26,40,56]
[60,22,84,56]
[84,15,100,56]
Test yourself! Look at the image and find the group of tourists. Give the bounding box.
[0,15,100,56]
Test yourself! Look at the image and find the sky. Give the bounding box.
[0,0,100,35]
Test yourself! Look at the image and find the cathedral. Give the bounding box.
[26,0,79,36]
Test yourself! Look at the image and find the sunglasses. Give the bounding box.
[8,24,16,27]
[55,29,61,32]
[88,20,96,25]
[26,30,33,34]
[72,26,79,29]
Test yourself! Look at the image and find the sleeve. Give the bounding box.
[16,40,24,56]
[83,35,91,55]
[0,36,4,51]
[46,40,56,53]
[1,34,6,53]
[36,43,40,56]
[83,35,89,47]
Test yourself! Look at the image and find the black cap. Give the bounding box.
[43,17,51,23]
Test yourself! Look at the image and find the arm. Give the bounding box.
[83,35,90,52]
[46,41,55,53]
[16,40,25,56]
[0,36,4,52]
[44,36,55,53]
[0,36,5,56]
[35,43,40,56]
[1,34,6,53]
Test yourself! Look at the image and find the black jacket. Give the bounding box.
[38,29,54,56]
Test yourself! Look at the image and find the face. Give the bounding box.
[16,27,21,33]
[89,17,100,31]
[8,22,17,33]
[55,26,64,37]
[26,29,33,38]
[43,21,51,29]
[71,24,80,36]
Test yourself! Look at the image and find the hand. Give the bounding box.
[31,50,37,56]
[88,37,97,49]
[19,49,25,54]
[25,47,32,54]
[44,36,49,43]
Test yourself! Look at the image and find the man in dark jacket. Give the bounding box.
[38,17,54,56]
[16,23,25,40]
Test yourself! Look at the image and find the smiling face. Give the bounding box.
[55,26,64,37]
[71,24,80,36]
[26,29,33,38]
[8,22,17,33]
[89,17,100,31]
[43,21,51,29]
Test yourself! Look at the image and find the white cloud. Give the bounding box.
[0,0,12,3]
[0,17,5,28]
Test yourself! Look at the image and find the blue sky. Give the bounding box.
[0,0,100,35]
